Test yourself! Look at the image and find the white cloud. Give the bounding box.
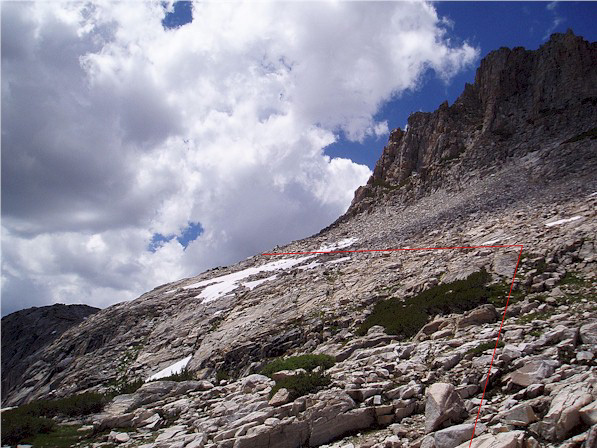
[1,0,478,315]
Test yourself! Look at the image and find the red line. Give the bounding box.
[263,242,524,445]
[469,245,524,447]
[262,244,523,256]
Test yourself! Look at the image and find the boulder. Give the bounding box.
[108,431,130,443]
[530,382,593,441]
[456,305,499,328]
[579,399,597,425]
[241,374,274,393]
[309,407,376,446]
[269,388,291,407]
[508,359,559,387]
[425,383,466,433]
[497,403,537,426]
[454,430,524,448]
[422,423,486,448]
[580,321,597,345]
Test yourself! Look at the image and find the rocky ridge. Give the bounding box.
[1,31,596,448]
[1,303,100,403]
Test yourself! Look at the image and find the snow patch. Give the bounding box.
[545,216,582,227]
[298,261,322,270]
[146,355,192,382]
[319,237,358,251]
[185,255,315,303]
[243,275,278,290]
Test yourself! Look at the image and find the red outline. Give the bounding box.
[263,244,524,446]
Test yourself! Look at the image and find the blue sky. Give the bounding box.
[2,1,596,315]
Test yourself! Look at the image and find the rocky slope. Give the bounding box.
[2,31,596,448]
[1,304,99,403]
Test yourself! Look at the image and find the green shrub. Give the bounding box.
[269,372,331,400]
[216,370,230,383]
[357,269,501,337]
[1,412,55,446]
[260,354,335,377]
[466,340,505,356]
[111,377,144,395]
[0,392,109,446]
[559,272,586,287]
[21,424,94,448]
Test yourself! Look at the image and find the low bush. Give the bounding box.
[467,340,505,356]
[357,269,501,337]
[269,372,331,400]
[1,392,108,446]
[260,354,335,377]
[1,412,55,446]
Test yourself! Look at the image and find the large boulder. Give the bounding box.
[425,383,467,433]
[456,305,499,328]
[421,423,486,448]
[580,399,597,425]
[580,321,597,345]
[454,431,525,448]
[497,403,538,426]
[530,382,593,441]
[508,359,559,387]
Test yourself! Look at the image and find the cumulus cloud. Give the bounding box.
[1,0,478,315]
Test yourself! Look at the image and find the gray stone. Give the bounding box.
[580,321,597,345]
[509,359,559,387]
[498,403,537,426]
[269,388,291,407]
[425,383,466,433]
[579,399,597,425]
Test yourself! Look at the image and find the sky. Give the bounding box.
[2,1,596,316]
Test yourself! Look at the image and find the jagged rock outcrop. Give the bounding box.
[347,30,597,217]
[1,303,99,401]
[2,31,596,448]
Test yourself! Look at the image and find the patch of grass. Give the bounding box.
[1,413,55,446]
[356,269,501,337]
[269,372,331,400]
[216,369,230,383]
[260,354,335,377]
[466,340,505,356]
[1,392,107,446]
[559,272,586,288]
[529,329,543,338]
[516,310,554,325]
[562,127,597,144]
[22,424,94,448]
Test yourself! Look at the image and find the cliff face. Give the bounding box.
[1,31,596,448]
[347,30,597,216]
[1,303,99,401]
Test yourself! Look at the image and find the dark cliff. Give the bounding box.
[1,303,99,402]
[346,30,597,217]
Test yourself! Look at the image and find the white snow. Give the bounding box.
[327,256,352,264]
[589,192,597,197]
[298,261,322,270]
[545,216,582,227]
[481,239,502,246]
[319,237,358,251]
[243,275,278,290]
[185,255,315,303]
[146,355,192,382]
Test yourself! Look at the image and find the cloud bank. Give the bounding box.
[1,0,478,315]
